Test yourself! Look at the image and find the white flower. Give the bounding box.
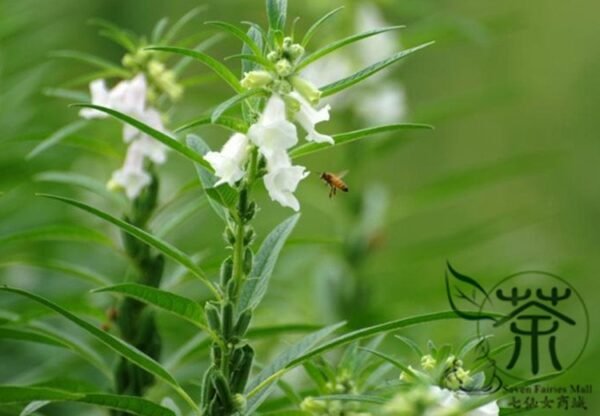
[356,82,407,124]
[248,94,297,158]
[429,387,499,416]
[123,108,168,164]
[79,79,111,119]
[205,133,250,186]
[108,140,152,200]
[79,74,147,119]
[263,152,309,211]
[290,91,333,145]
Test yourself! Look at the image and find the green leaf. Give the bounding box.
[290,124,433,159]
[151,17,170,44]
[0,386,82,404]
[34,171,127,207]
[245,322,346,414]
[311,394,385,405]
[78,393,176,416]
[0,224,113,248]
[206,21,263,57]
[43,87,89,102]
[186,135,239,221]
[320,41,435,97]
[301,7,345,47]
[0,258,111,286]
[27,120,88,160]
[49,50,130,76]
[0,288,198,413]
[70,104,213,170]
[146,46,242,92]
[393,335,424,359]
[266,0,287,32]
[359,348,422,381]
[0,386,177,416]
[298,26,405,70]
[211,88,265,123]
[242,26,265,73]
[239,214,300,311]
[174,115,248,134]
[0,327,65,348]
[92,283,206,328]
[37,194,218,297]
[247,312,464,399]
[88,19,138,51]
[163,6,206,44]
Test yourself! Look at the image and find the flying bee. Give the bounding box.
[320,171,349,198]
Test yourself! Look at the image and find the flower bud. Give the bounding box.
[272,79,292,95]
[290,76,322,105]
[233,394,247,411]
[301,397,328,412]
[241,70,274,89]
[275,59,293,77]
[267,51,279,62]
[288,43,305,60]
[420,354,437,370]
[283,36,293,48]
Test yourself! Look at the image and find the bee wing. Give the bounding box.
[336,170,349,179]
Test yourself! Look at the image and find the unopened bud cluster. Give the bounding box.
[122,48,183,102]
[300,371,367,416]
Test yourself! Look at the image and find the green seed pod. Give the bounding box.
[223,226,236,245]
[226,279,237,300]
[212,370,235,411]
[243,248,254,275]
[243,201,257,222]
[205,302,221,333]
[243,227,256,245]
[221,302,234,341]
[235,309,252,337]
[230,344,255,393]
[238,188,249,215]
[220,257,234,287]
[200,365,216,409]
[210,343,223,366]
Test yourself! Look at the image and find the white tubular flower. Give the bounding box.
[290,91,333,145]
[263,152,309,211]
[205,133,250,186]
[108,140,152,200]
[248,94,298,157]
[123,108,168,164]
[108,73,147,116]
[79,79,111,119]
[429,387,499,416]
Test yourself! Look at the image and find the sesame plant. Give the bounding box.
[0,1,516,415]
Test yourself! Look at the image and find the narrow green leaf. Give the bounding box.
[146,46,242,92]
[71,104,213,170]
[92,283,206,328]
[152,17,170,44]
[0,288,198,413]
[302,7,345,47]
[0,328,65,348]
[174,115,248,134]
[312,394,385,405]
[49,51,130,76]
[299,26,405,70]
[186,135,239,221]
[34,171,127,207]
[239,214,300,311]
[226,53,272,69]
[0,386,176,416]
[0,386,82,403]
[0,224,112,248]
[266,0,287,32]
[243,26,265,74]
[320,41,435,97]
[163,7,206,44]
[37,194,218,296]
[245,322,346,414]
[79,393,176,416]
[211,88,265,123]
[172,35,224,76]
[43,87,89,102]
[359,348,422,381]
[393,335,424,359]
[27,120,88,160]
[247,312,465,399]
[206,21,263,57]
[89,19,138,51]
[0,258,111,286]
[290,124,433,159]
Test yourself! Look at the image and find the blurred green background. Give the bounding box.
[1,0,598,414]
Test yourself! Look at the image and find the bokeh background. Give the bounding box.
[1,0,598,414]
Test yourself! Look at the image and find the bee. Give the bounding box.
[320,171,349,198]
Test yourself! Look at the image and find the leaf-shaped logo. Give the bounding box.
[445,262,495,322]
